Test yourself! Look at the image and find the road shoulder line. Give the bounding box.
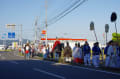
[35,60,120,76]
[33,68,66,79]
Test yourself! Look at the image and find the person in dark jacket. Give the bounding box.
[83,41,91,66]
[104,43,110,56]
[92,42,101,67]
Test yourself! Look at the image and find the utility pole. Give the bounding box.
[38,27,41,43]
[20,24,22,48]
[18,24,22,48]
[35,16,38,44]
[34,16,39,51]
[45,0,48,47]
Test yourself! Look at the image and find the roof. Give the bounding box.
[41,38,87,41]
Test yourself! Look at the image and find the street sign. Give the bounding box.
[105,24,109,33]
[6,24,16,29]
[1,33,7,40]
[8,32,12,38]
[111,12,118,40]
[111,12,117,22]
[12,32,15,38]
[8,32,15,38]
[41,30,46,34]
[90,22,94,31]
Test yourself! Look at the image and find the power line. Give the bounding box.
[47,0,81,23]
[35,0,87,34]
[47,0,74,21]
[48,0,87,26]
[39,0,74,28]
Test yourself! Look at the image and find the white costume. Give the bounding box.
[105,45,114,67]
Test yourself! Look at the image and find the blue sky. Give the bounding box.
[0,0,120,44]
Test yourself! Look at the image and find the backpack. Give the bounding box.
[55,44,62,52]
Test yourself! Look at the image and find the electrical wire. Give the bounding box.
[48,0,87,26]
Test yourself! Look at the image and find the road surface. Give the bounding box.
[0,51,120,79]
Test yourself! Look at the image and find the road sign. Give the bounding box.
[1,33,7,40]
[41,30,46,34]
[90,22,94,31]
[8,32,15,38]
[111,12,117,22]
[8,32,12,38]
[105,24,109,33]
[12,32,15,38]
[6,24,16,29]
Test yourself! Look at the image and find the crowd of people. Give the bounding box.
[21,38,120,69]
[19,43,35,60]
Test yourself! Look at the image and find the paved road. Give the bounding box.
[0,51,120,79]
[0,51,24,60]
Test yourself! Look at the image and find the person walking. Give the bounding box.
[64,42,72,63]
[92,42,101,67]
[24,43,31,60]
[83,41,91,66]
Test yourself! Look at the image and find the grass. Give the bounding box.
[0,49,13,52]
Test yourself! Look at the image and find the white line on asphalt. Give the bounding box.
[10,61,19,64]
[32,59,40,60]
[16,54,24,57]
[37,60,120,76]
[33,68,66,79]
[35,59,55,64]
[62,64,120,76]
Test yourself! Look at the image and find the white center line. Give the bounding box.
[33,68,66,79]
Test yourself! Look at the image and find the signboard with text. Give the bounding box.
[8,32,15,38]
